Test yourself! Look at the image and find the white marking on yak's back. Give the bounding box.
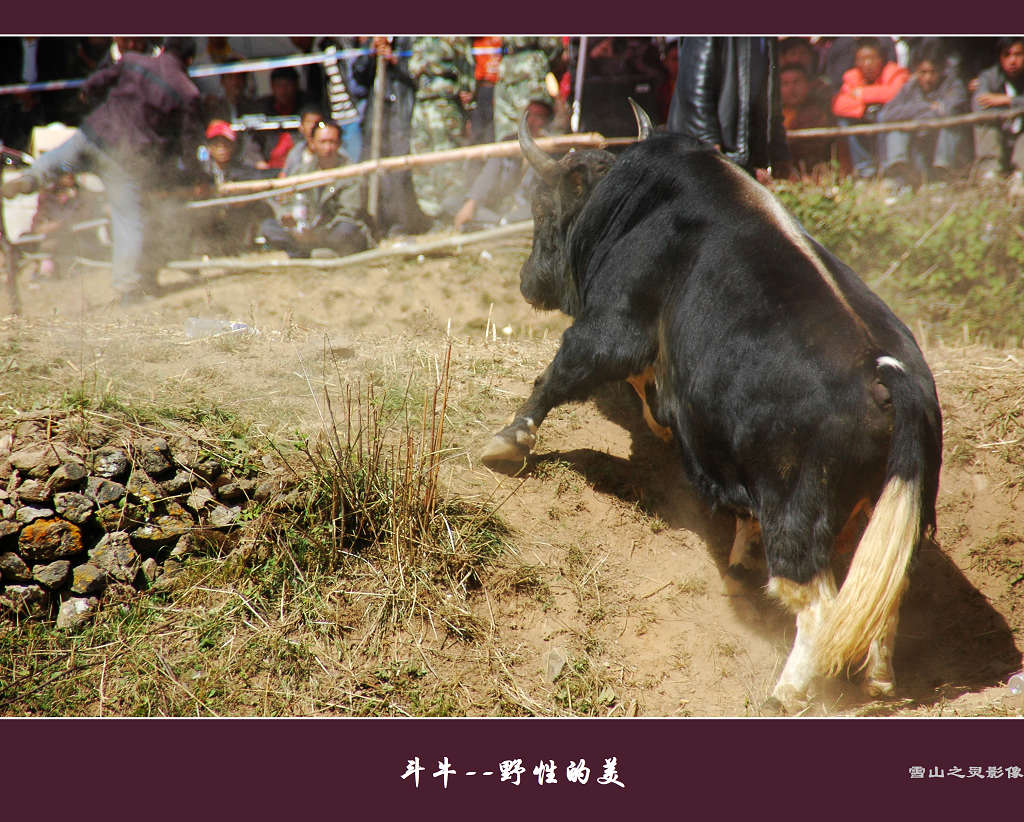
[723,160,859,320]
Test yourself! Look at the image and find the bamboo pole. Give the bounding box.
[786,106,1024,141]
[214,132,608,197]
[602,107,1024,144]
[165,220,533,272]
[366,50,387,224]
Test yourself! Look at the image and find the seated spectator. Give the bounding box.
[440,99,552,231]
[282,103,330,177]
[23,171,103,280]
[201,120,278,184]
[258,119,371,258]
[879,41,969,189]
[193,121,277,256]
[203,65,259,123]
[193,37,239,98]
[255,66,305,169]
[779,37,834,109]
[833,37,910,179]
[971,37,1024,184]
[780,63,835,177]
[818,36,897,94]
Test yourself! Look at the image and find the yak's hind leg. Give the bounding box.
[729,517,761,571]
[724,517,762,596]
[482,316,654,465]
[766,572,837,714]
[864,600,902,699]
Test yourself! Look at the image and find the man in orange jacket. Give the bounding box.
[832,37,909,179]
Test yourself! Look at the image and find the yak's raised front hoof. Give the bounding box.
[481,417,537,469]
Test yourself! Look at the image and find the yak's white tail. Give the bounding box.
[816,475,921,677]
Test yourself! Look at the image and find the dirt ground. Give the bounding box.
[2,231,1023,717]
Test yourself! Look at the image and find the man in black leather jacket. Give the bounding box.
[668,36,790,181]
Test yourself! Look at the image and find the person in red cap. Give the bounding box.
[193,119,277,256]
[201,119,275,184]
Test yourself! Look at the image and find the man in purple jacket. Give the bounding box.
[2,37,205,304]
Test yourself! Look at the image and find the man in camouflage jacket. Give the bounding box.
[409,37,476,217]
[493,37,562,142]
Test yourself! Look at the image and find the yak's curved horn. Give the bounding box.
[518,109,560,184]
[628,98,654,140]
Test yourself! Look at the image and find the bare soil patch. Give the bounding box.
[2,234,1022,717]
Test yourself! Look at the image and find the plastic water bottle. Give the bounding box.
[184,317,252,339]
[292,192,309,233]
[1008,671,1024,713]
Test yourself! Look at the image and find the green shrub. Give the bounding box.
[775,179,1024,346]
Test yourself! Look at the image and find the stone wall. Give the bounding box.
[0,410,277,629]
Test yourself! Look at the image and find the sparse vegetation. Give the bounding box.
[2,182,1023,717]
[775,177,1024,346]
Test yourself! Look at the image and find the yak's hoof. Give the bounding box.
[866,678,896,700]
[481,418,537,467]
[767,685,811,716]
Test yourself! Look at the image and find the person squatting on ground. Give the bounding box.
[282,102,330,177]
[440,99,552,231]
[408,37,475,218]
[194,120,277,256]
[971,36,1024,185]
[24,171,104,281]
[1,36,205,305]
[832,37,909,179]
[878,41,969,191]
[254,66,305,169]
[779,62,834,177]
[258,119,372,259]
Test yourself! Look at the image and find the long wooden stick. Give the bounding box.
[786,106,1024,141]
[601,107,1024,147]
[165,220,533,272]
[366,51,387,224]
[215,133,607,197]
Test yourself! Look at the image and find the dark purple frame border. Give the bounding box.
[2,717,1023,814]
[3,0,1020,35]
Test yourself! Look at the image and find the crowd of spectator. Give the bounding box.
[779,35,1023,192]
[2,36,1023,300]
